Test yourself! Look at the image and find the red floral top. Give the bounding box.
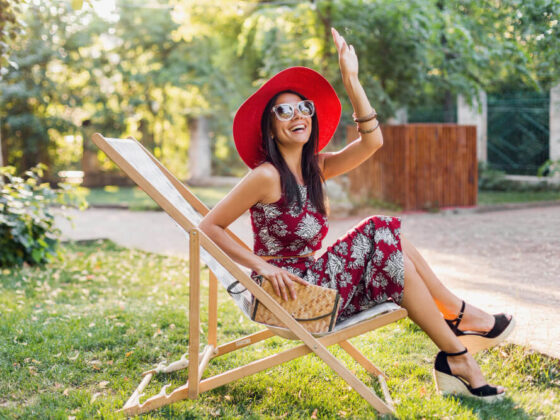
[250,184,328,257]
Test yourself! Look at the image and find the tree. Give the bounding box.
[0,1,86,173]
[0,0,26,167]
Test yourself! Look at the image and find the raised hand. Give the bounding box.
[331,27,359,81]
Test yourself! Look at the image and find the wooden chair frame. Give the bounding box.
[91,133,408,416]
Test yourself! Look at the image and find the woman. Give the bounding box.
[200,28,514,401]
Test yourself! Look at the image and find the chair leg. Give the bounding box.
[208,271,218,347]
[188,230,201,399]
[339,340,386,378]
[338,340,394,410]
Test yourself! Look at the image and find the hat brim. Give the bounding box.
[233,67,341,169]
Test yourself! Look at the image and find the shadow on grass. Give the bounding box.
[457,395,532,419]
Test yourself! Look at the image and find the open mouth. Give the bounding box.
[290,124,306,133]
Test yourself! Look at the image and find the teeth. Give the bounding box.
[291,124,305,132]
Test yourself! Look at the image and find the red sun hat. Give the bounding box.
[233,66,341,169]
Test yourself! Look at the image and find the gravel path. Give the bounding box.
[56,206,560,358]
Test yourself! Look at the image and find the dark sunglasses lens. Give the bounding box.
[299,100,314,116]
[275,104,294,120]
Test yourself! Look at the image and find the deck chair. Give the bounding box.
[91,133,408,416]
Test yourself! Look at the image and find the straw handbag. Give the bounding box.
[251,276,341,333]
[227,276,341,333]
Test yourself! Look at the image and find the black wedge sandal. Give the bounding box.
[433,349,505,402]
[445,301,515,354]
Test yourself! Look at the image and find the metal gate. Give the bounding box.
[487,92,549,175]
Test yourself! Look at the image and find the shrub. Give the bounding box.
[0,164,85,267]
[478,162,560,192]
[478,162,512,191]
[537,160,560,178]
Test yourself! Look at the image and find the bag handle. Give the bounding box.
[226,275,263,296]
[228,276,340,329]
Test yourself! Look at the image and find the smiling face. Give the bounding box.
[270,92,312,150]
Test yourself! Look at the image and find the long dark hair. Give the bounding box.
[260,90,326,215]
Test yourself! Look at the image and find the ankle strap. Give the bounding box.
[444,348,468,357]
[449,300,466,327]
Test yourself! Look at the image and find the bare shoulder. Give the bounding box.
[251,162,280,183]
[250,162,282,204]
[199,163,280,230]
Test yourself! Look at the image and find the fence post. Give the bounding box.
[457,90,487,162]
[550,83,560,161]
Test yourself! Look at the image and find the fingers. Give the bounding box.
[331,27,348,54]
[290,273,308,287]
[269,274,289,301]
[275,276,289,301]
[331,27,341,53]
[285,277,297,301]
[332,27,356,63]
[261,266,307,301]
[268,276,282,299]
[272,274,301,301]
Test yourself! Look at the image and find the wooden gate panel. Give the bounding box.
[346,124,477,211]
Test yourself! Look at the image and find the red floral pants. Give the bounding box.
[265,216,405,322]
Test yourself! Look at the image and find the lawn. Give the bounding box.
[80,186,560,212]
[478,190,560,205]
[1,241,558,419]
[78,185,232,210]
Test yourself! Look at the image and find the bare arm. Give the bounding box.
[199,164,307,300]
[320,28,383,180]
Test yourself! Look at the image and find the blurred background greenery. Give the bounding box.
[1,0,559,180]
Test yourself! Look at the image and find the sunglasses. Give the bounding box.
[271,100,315,121]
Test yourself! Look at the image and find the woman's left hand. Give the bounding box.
[331,27,358,81]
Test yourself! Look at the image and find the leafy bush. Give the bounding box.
[0,164,85,267]
[478,162,511,191]
[478,162,560,192]
[537,160,560,178]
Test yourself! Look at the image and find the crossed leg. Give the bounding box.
[398,234,503,391]
[401,234,496,332]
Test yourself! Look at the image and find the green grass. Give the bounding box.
[78,185,231,210]
[78,186,560,214]
[1,241,559,419]
[478,190,560,205]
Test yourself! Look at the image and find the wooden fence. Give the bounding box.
[346,124,477,211]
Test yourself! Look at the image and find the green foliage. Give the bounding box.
[0,164,86,267]
[2,0,559,175]
[0,1,84,173]
[478,162,560,192]
[478,190,560,205]
[538,160,560,178]
[0,0,25,70]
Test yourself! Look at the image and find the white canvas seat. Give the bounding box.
[91,133,407,416]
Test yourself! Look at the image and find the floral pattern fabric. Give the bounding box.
[250,184,328,257]
[250,185,405,323]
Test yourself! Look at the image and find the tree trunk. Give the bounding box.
[315,0,333,75]
[188,115,212,182]
[0,118,4,168]
[438,0,455,123]
[139,118,156,152]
